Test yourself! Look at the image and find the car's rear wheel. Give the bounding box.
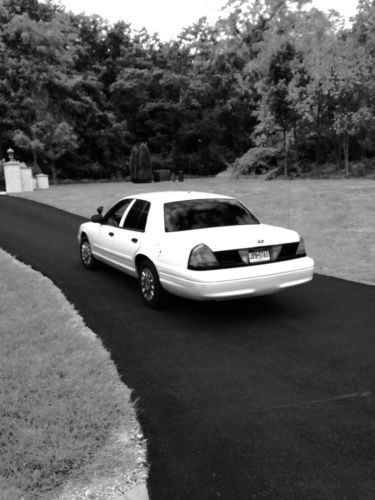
[138,260,165,308]
[80,236,98,270]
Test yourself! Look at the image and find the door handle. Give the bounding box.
[109,232,114,237]
[131,238,138,243]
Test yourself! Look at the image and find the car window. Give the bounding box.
[104,199,133,227]
[123,199,151,232]
[164,199,259,232]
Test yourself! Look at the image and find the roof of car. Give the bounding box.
[123,191,234,203]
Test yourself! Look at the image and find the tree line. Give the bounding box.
[0,0,374,181]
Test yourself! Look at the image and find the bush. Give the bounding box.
[138,143,152,182]
[130,143,152,183]
[350,162,367,177]
[129,145,139,182]
[235,147,280,175]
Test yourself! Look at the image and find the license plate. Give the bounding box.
[249,250,270,263]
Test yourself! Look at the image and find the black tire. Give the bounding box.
[138,260,165,309]
[80,236,98,270]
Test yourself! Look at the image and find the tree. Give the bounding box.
[267,43,300,176]
[44,121,78,184]
[327,28,375,176]
[14,119,78,184]
[241,2,308,175]
[3,0,375,181]
[13,129,43,174]
[31,118,77,184]
[290,8,338,170]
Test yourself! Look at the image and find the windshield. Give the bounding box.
[164,199,259,232]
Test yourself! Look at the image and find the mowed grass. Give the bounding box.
[0,249,146,499]
[16,177,375,285]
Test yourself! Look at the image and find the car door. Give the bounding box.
[114,199,151,273]
[93,199,134,263]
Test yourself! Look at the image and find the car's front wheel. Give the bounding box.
[138,260,165,308]
[80,236,98,270]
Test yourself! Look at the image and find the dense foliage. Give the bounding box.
[1,0,375,180]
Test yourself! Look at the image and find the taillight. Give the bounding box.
[296,237,306,256]
[188,244,219,270]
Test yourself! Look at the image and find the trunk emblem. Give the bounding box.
[258,239,264,244]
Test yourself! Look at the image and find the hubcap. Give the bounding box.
[141,267,155,301]
[81,241,92,265]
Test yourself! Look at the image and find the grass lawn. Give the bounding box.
[16,177,375,285]
[0,249,147,499]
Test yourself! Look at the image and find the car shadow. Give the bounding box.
[96,262,318,326]
[166,284,318,324]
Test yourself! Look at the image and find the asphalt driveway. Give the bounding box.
[1,195,375,499]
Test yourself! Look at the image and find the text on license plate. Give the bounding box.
[249,250,270,263]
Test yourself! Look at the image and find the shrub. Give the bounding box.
[350,162,366,177]
[138,143,152,182]
[130,143,152,183]
[129,145,139,182]
[234,147,280,175]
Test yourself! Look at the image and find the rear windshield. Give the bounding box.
[164,199,259,232]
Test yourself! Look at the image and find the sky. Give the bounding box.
[58,0,359,40]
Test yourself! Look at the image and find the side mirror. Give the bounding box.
[91,214,103,223]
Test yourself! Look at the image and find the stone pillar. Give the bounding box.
[20,163,34,192]
[36,174,49,189]
[4,149,22,193]
[4,162,22,193]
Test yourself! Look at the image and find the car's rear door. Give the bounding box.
[115,199,151,273]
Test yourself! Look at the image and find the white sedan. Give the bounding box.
[78,191,314,308]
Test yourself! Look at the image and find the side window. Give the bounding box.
[123,199,151,232]
[104,199,133,227]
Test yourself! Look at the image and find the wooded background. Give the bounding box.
[1,0,374,181]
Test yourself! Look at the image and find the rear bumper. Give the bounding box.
[159,257,314,300]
